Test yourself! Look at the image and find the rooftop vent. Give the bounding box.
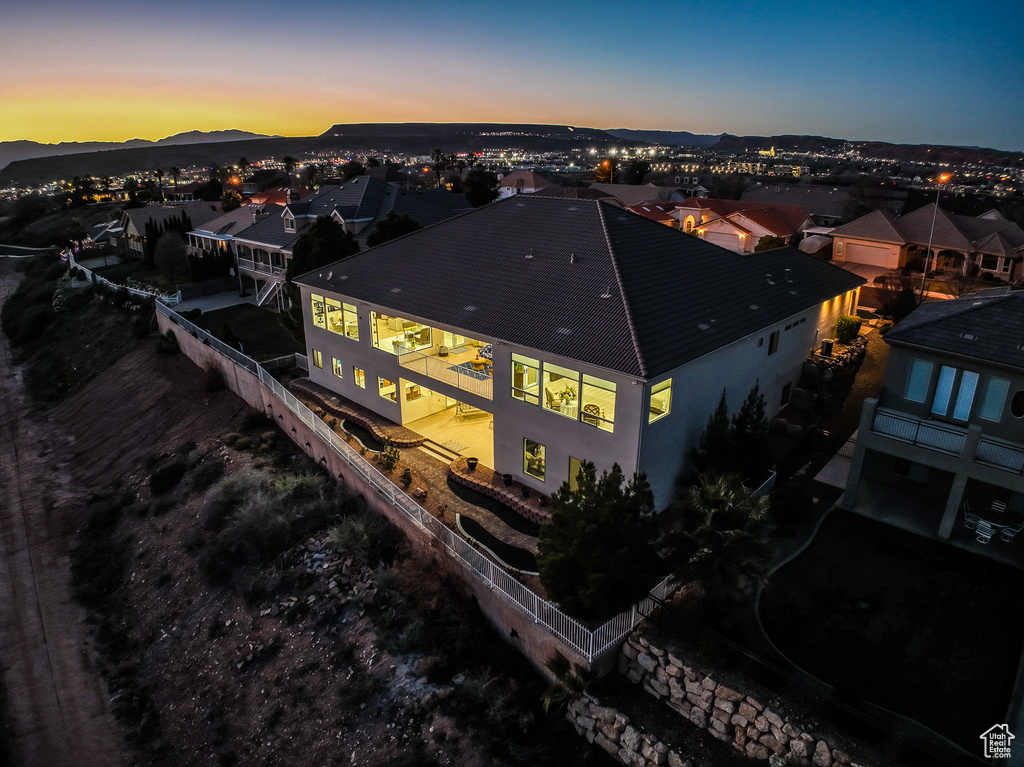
[600,287,612,299]
[960,333,977,340]
[464,305,477,312]
[526,248,534,259]
[556,327,572,335]
[766,273,775,285]
[390,287,402,293]
[749,304,759,310]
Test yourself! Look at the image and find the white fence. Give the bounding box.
[157,301,675,662]
[69,251,182,305]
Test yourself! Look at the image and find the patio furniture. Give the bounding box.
[976,520,995,544]
[963,500,979,530]
[1000,521,1024,543]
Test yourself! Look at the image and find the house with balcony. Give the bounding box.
[231,177,472,308]
[120,201,224,260]
[294,196,863,509]
[841,288,1024,541]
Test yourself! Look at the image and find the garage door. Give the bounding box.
[704,231,741,252]
[845,242,893,268]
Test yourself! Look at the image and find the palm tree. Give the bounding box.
[238,156,250,177]
[281,155,297,174]
[670,472,773,605]
[169,166,181,189]
[155,168,164,199]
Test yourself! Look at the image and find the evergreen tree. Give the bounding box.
[731,383,772,485]
[366,212,419,247]
[537,461,659,621]
[691,390,734,477]
[461,167,500,207]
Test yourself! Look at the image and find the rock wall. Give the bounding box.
[618,631,869,766]
[772,336,868,436]
[567,693,697,767]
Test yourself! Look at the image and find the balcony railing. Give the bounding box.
[397,347,493,400]
[976,436,1024,475]
[237,257,285,278]
[871,408,965,455]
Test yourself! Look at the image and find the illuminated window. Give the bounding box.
[311,349,323,368]
[511,353,540,404]
[542,362,579,418]
[353,367,365,388]
[378,377,396,402]
[310,294,326,329]
[649,379,672,423]
[325,298,359,340]
[331,357,343,378]
[371,312,430,354]
[524,439,546,480]
[580,374,615,432]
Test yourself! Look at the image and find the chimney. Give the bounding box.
[286,188,299,205]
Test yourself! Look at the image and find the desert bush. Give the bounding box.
[375,440,400,473]
[834,315,862,343]
[150,459,187,495]
[9,303,55,346]
[327,511,402,566]
[202,365,225,392]
[400,467,412,488]
[188,458,225,492]
[155,330,179,355]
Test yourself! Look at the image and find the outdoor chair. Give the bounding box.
[1000,520,1024,543]
[976,520,995,544]
[963,500,979,530]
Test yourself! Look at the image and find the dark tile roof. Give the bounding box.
[741,184,853,219]
[884,289,1024,371]
[297,197,864,379]
[232,210,299,249]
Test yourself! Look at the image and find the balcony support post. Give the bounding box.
[840,397,878,509]
[937,424,984,540]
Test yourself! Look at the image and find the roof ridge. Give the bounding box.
[889,292,1014,336]
[597,201,648,378]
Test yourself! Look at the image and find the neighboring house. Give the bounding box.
[241,169,289,195]
[496,170,555,198]
[231,177,472,308]
[624,202,681,227]
[294,196,864,509]
[741,184,853,226]
[530,187,620,203]
[86,220,124,246]
[829,204,1024,279]
[842,288,1024,540]
[186,203,283,258]
[120,201,223,260]
[588,183,687,207]
[671,199,815,253]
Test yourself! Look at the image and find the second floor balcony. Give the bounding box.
[870,405,1024,476]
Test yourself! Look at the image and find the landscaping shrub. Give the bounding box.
[327,510,402,566]
[202,365,225,392]
[9,303,55,346]
[150,459,187,495]
[188,458,225,492]
[375,440,400,473]
[834,315,862,343]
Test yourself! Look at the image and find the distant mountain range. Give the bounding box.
[604,129,722,147]
[0,130,273,173]
[1,123,1020,186]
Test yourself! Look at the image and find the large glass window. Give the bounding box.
[580,374,615,432]
[378,377,396,402]
[952,370,979,421]
[542,362,580,418]
[511,353,540,405]
[331,357,343,378]
[405,383,431,401]
[353,367,365,388]
[649,379,672,423]
[310,294,326,329]
[931,365,956,416]
[979,377,1009,421]
[371,312,430,354]
[568,456,584,492]
[905,359,933,403]
[324,299,359,340]
[524,439,546,480]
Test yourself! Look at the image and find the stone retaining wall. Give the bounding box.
[618,631,868,766]
[567,693,698,767]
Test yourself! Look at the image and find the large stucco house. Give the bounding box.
[842,288,1024,540]
[293,197,863,509]
[671,199,815,253]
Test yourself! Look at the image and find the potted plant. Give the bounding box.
[559,384,577,403]
[521,486,531,499]
[502,473,514,486]
[513,362,525,391]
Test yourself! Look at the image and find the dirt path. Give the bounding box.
[0,267,125,767]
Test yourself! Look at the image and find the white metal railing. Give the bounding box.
[750,470,776,500]
[237,257,286,277]
[397,347,493,399]
[871,408,965,455]
[976,435,1024,475]
[255,280,281,307]
[159,302,671,661]
[69,251,182,305]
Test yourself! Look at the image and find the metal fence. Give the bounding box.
[872,408,965,455]
[70,252,182,305]
[976,435,1024,474]
[158,302,674,662]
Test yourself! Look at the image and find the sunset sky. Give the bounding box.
[2,0,1021,151]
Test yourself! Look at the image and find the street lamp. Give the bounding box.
[920,173,952,300]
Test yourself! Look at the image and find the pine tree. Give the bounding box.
[731,383,772,485]
[691,390,735,477]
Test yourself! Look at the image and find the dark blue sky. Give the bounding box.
[2,0,1021,150]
